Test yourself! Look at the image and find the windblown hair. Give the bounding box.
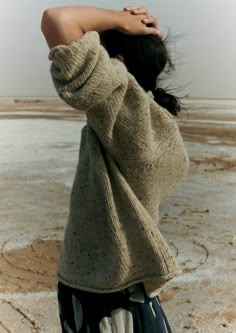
[100,30,181,116]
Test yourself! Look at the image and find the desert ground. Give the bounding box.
[0,98,235,332]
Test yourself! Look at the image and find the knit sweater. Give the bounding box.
[49,31,189,297]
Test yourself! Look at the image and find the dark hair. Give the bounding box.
[100,30,181,116]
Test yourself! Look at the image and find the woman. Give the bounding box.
[41,5,189,332]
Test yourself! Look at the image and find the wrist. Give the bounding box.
[114,11,129,32]
[99,9,126,32]
[75,7,125,33]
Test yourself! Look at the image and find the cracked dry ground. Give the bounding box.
[0,101,236,333]
[0,240,61,294]
[0,240,62,333]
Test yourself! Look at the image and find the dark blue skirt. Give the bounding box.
[58,282,172,333]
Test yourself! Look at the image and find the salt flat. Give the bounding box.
[0,99,235,333]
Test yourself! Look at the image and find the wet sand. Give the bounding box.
[0,99,235,332]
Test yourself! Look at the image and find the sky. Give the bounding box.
[1,0,236,99]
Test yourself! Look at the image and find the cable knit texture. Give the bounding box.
[49,31,189,297]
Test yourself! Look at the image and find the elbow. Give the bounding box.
[41,8,53,36]
[41,8,65,47]
[41,8,60,36]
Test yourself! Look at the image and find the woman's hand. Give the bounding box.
[123,6,163,39]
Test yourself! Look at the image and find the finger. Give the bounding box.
[142,16,158,28]
[146,27,163,39]
[157,30,164,39]
[125,6,150,16]
[133,7,150,16]
[133,7,148,13]
[123,6,137,11]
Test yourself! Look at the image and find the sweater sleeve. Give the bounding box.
[49,31,128,115]
[49,31,181,161]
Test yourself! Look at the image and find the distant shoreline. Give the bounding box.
[0,97,236,111]
[0,97,61,104]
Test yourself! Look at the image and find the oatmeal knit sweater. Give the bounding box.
[49,31,189,297]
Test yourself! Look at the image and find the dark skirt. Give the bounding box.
[58,282,172,333]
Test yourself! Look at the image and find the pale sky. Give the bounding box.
[1,0,236,99]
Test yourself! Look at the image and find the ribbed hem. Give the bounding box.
[57,269,181,298]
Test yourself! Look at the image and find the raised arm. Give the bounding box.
[41,6,161,48]
[41,6,163,150]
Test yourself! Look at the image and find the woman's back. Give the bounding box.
[50,31,189,297]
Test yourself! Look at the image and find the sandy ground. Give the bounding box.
[0,99,235,332]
